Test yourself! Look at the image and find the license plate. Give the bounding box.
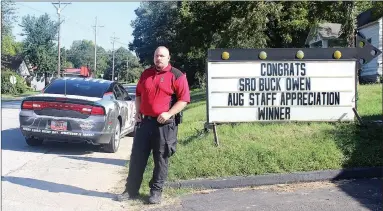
[51,120,67,131]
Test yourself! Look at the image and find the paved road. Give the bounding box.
[1,100,22,109]
[145,179,382,211]
[1,101,133,211]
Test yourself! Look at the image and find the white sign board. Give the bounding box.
[207,61,356,123]
[10,75,17,85]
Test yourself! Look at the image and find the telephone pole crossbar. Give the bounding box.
[52,1,71,78]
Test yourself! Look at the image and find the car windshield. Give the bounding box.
[43,78,110,98]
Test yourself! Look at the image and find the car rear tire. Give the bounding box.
[104,121,121,153]
[26,137,43,146]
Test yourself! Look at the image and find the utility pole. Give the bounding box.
[111,33,119,81]
[92,16,104,75]
[52,1,71,78]
[126,58,129,82]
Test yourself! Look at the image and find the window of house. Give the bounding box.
[328,39,347,48]
[311,41,322,48]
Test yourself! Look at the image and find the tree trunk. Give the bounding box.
[44,71,49,86]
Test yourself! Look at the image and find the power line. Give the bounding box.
[16,3,131,53]
[52,1,71,77]
[92,16,104,73]
[64,52,134,56]
[114,40,130,47]
[16,2,134,57]
[17,3,93,35]
[111,32,119,81]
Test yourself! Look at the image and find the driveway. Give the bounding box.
[146,179,382,211]
[1,101,132,211]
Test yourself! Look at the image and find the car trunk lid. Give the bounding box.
[21,94,105,119]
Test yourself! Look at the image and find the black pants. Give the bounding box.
[125,116,178,195]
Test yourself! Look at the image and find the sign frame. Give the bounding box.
[204,33,382,146]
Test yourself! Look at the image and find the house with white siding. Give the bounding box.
[305,23,347,48]
[305,9,382,83]
[1,55,56,91]
[356,9,382,83]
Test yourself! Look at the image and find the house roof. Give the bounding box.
[305,9,383,45]
[357,7,383,31]
[305,23,342,45]
[1,55,24,70]
[317,23,342,38]
[356,7,382,28]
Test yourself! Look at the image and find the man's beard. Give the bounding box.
[155,63,164,70]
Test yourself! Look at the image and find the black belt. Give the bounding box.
[143,115,157,120]
[143,115,174,124]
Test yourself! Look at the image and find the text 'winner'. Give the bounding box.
[226,62,341,121]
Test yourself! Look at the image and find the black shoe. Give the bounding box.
[148,189,162,204]
[116,191,138,202]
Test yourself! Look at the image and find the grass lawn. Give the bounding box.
[1,90,39,99]
[132,83,382,199]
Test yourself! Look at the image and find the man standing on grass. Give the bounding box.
[116,46,190,204]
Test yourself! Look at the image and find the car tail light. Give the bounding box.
[21,101,105,116]
[91,106,105,115]
[21,101,34,109]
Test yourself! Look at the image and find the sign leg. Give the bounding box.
[204,122,210,133]
[213,123,219,146]
[352,108,364,126]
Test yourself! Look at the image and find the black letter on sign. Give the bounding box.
[259,78,265,91]
[239,78,245,91]
[261,63,266,76]
[249,93,255,106]
[228,93,244,106]
[239,78,257,91]
[301,63,306,76]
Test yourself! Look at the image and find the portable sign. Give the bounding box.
[205,33,381,145]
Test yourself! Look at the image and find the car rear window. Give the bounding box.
[43,78,110,98]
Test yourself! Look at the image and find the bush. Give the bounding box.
[1,70,30,95]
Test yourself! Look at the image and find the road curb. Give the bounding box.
[165,167,383,189]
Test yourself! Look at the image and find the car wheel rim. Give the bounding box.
[115,123,120,147]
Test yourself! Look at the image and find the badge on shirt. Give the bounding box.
[160,76,164,83]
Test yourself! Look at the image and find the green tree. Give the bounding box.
[1,0,22,58]
[338,1,373,47]
[103,47,142,82]
[66,40,94,68]
[19,13,59,85]
[65,40,109,77]
[95,47,109,78]
[1,35,23,56]
[129,1,283,86]
[129,1,379,87]
[371,2,383,19]
[129,2,180,65]
[1,0,17,36]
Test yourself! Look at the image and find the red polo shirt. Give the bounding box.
[136,64,191,117]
